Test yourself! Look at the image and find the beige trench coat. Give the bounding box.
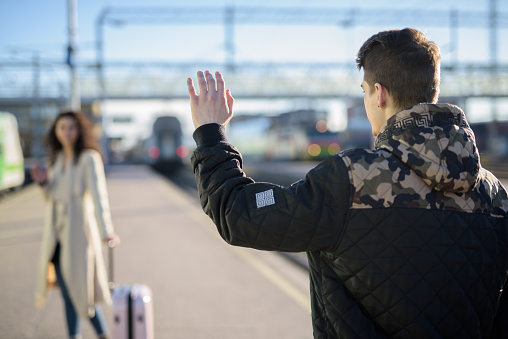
[35,149,114,318]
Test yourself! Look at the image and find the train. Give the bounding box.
[124,116,188,173]
[228,109,371,161]
[0,112,25,192]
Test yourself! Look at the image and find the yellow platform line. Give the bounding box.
[230,245,311,313]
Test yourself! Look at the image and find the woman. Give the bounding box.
[32,111,119,339]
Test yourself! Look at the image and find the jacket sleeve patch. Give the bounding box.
[256,189,275,208]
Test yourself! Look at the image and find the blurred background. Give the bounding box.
[1,0,507,187]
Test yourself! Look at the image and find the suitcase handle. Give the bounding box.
[108,241,116,290]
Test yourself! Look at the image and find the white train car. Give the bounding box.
[0,112,24,191]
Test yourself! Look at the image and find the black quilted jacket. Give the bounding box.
[191,104,508,338]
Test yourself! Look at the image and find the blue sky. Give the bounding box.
[1,0,507,65]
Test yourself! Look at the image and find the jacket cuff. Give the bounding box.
[192,123,228,147]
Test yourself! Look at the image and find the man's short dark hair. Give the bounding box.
[356,28,441,110]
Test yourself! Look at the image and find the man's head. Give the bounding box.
[356,28,441,136]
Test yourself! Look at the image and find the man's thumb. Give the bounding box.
[226,89,234,113]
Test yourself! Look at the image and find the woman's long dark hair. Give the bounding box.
[45,111,101,166]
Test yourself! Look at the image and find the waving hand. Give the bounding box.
[187,70,235,129]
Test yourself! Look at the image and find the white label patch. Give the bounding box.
[255,189,275,208]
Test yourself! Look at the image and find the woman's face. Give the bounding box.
[55,116,79,149]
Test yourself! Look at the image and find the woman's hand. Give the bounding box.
[104,233,120,248]
[187,70,234,129]
[31,165,47,185]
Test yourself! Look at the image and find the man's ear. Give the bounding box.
[374,83,387,108]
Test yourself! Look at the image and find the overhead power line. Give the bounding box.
[99,6,508,27]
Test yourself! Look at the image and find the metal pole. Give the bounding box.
[96,8,108,101]
[490,0,498,70]
[32,53,42,161]
[225,6,235,72]
[95,8,110,161]
[449,8,458,68]
[488,0,498,157]
[67,0,81,110]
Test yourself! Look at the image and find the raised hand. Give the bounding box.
[187,70,234,129]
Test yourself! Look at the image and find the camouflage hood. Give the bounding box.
[374,103,481,193]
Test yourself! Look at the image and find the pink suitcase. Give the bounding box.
[109,246,154,339]
[111,284,154,339]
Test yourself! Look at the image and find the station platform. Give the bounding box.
[0,165,312,339]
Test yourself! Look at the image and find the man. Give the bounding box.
[187,28,508,338]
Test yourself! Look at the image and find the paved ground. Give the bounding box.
[0,165,312,339]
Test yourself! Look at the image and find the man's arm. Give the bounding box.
[187,71,351,252]
[191,123,351,252]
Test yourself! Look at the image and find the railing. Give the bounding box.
[1,61,508,100]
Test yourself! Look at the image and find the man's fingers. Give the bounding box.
[197,71,207,95]
[190,70,224,97]
[216,71,225,94]
[187,77,197,99]
[204,70,216,93]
